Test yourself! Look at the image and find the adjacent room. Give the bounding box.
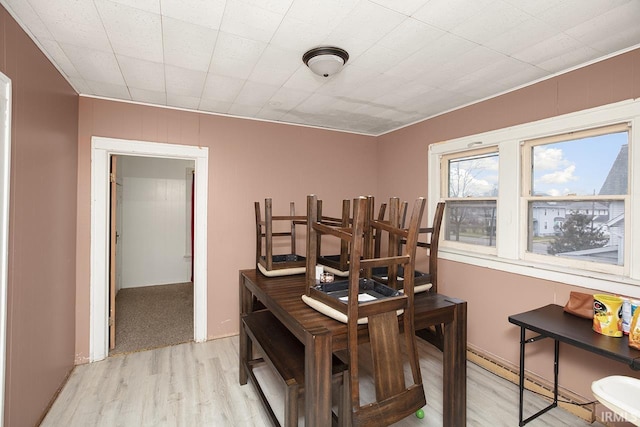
[0,1,639,426]
[109,155,195,355]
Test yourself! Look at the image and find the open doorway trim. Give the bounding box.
[0,71,12,427]
[90,137,208,362]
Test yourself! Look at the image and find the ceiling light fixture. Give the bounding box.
[302,47,349,78]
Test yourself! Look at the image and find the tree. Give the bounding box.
[448,158,497,242]
[547,212,609,255]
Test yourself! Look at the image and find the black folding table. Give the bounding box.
[509,304,640,426]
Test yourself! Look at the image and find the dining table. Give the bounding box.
[238,268,467,427]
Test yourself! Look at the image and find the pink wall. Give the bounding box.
[75,49,640,403]
[377,49,640,398]
[75,99,377,361]
[0,5,79,427]
[2,0,639,420]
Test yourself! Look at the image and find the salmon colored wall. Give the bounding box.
[377,49,640,399]
[75,98,377,362]
[2,0,639,421]
[0,6,79,427]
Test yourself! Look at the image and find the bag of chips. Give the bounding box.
[593,294,623,337]
[629,307,640,350]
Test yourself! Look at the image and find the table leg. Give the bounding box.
[239,273,253,385]
[518,326,525,426]
[553,339,559,405]
[239,318,249,386]
[304,327,333,427]
[443,300,467,427]
[519,332,557,425]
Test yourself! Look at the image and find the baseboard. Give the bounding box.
[466,344,595,423]
[38,366,75,426]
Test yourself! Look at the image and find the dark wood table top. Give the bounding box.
[240,268,465,350]
[240,268,468,427]
[509,304,640,369]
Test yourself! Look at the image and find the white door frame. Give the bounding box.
[90,137,208,362]
[0,72,12,427]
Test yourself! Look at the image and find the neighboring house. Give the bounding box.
[531,201,608,237]
[599,144,628,250]
[531,203,566,237]
[554,145,628,265]
[533,144,627,238]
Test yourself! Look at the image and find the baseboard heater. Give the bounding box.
[465,344,596,423]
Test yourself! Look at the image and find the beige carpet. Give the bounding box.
[110,282,193,356]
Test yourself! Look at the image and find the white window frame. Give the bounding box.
[521,123,630,276]
[428,99,640,297]
[440,147,499,255]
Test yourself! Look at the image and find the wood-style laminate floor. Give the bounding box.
[41,336,605,427]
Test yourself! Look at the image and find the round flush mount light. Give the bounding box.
[302,47,349,78]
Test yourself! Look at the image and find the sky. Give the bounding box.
[532,131,627,197]
[449,130,628,198]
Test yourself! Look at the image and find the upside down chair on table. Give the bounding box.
[255,198,307,277]
[303,194,427,426]
[369,199,445,295]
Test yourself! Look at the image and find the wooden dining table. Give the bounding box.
[238,268,467,426]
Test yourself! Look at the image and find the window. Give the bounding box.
[442,149,498,249]
[523,124,629,271]
[428,99,640,295]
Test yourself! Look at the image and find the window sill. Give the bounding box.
[439,247,640,298]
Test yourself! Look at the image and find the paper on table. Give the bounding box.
[339,293,377,303]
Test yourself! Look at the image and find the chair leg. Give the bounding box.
[338,370,352,427]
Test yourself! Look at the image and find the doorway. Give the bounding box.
[109,155,196,355]
[0,71,11,426]
[90,137,208,362]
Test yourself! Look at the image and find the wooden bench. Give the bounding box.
[241,309,348,426]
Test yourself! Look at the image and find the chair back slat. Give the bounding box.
[369,311,405,400]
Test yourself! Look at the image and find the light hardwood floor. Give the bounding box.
[41,336,605,426]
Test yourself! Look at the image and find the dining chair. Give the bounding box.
[316,197,388,277]
[367,197,403,291]
[367,200,445,296]
[371,199,391,262]
[412,201,445,293]
[304,194,427,426]
[255,198,307,276]
[316,198,351,276]
[412,202,446,350]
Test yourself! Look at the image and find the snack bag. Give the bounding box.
[630,307,640,350]
[593,294,623,337]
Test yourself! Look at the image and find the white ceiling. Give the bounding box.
[2,0,639,136]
